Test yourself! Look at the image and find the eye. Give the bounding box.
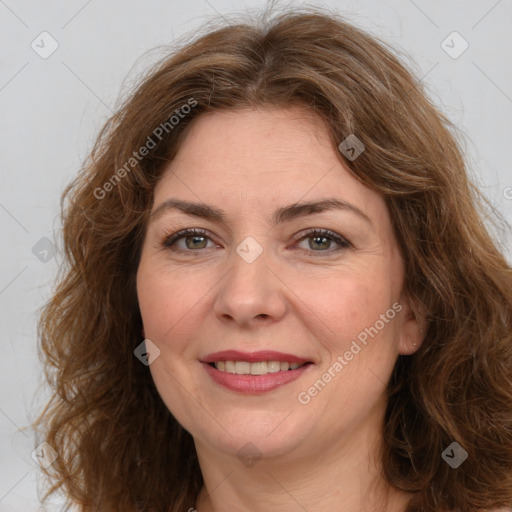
[293,228,351,255]
[162,228,217,252]
[161,227,351,255]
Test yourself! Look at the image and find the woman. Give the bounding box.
[33,5,512,512]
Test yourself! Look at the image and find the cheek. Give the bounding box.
[137,266,205,424]
[137,260,223,368]
[308,272,397,345]
[136,263,195,346]
[137,273,168,337]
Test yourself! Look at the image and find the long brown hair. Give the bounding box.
[32,4,512,511]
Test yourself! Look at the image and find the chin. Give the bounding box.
[190,407,321,463]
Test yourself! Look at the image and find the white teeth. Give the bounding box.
[250,361,267,375]
[213,360,305,375]
[225,361,236,373]
[267,361,281,373]
[235,361,251,374]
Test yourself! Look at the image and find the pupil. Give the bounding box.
[187,236,206,249]
[312,236,329,250]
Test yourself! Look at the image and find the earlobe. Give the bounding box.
[399,327,425,355]
[397,298,427,355]
[399,326,424,355]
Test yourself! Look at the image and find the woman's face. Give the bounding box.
[136,106,421,463]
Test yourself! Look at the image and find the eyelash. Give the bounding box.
[161,227,351,256]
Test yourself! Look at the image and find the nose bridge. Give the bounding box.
[212,234,287,325]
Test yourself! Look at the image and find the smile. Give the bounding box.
[201,350,313,393]
[212,360,304,374]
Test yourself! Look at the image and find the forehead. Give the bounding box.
[153,107,389,228]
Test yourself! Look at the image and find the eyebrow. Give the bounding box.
[150,198,373,228]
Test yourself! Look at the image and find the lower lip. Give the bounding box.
[202,362,312,393]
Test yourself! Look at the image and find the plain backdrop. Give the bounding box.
[1,0,511,510]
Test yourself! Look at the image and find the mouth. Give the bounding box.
[208,360,307,374]
[201,350,314,393]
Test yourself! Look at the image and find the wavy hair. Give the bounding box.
[33,5,512,511]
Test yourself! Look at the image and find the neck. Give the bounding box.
[193,406,412,512]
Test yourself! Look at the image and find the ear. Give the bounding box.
[397,294,427,356]
[141,325,145,339]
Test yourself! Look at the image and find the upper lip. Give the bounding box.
[201,350,310,364]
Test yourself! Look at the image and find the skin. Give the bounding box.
[136,106,424,512]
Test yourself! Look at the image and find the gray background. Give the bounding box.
[1,0,511,510]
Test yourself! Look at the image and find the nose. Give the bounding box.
[212,241,287,328]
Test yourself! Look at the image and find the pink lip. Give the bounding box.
[200,350,313,394]
[201,350,309,364]
[201,350,314,394]
[202,362,312,393]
